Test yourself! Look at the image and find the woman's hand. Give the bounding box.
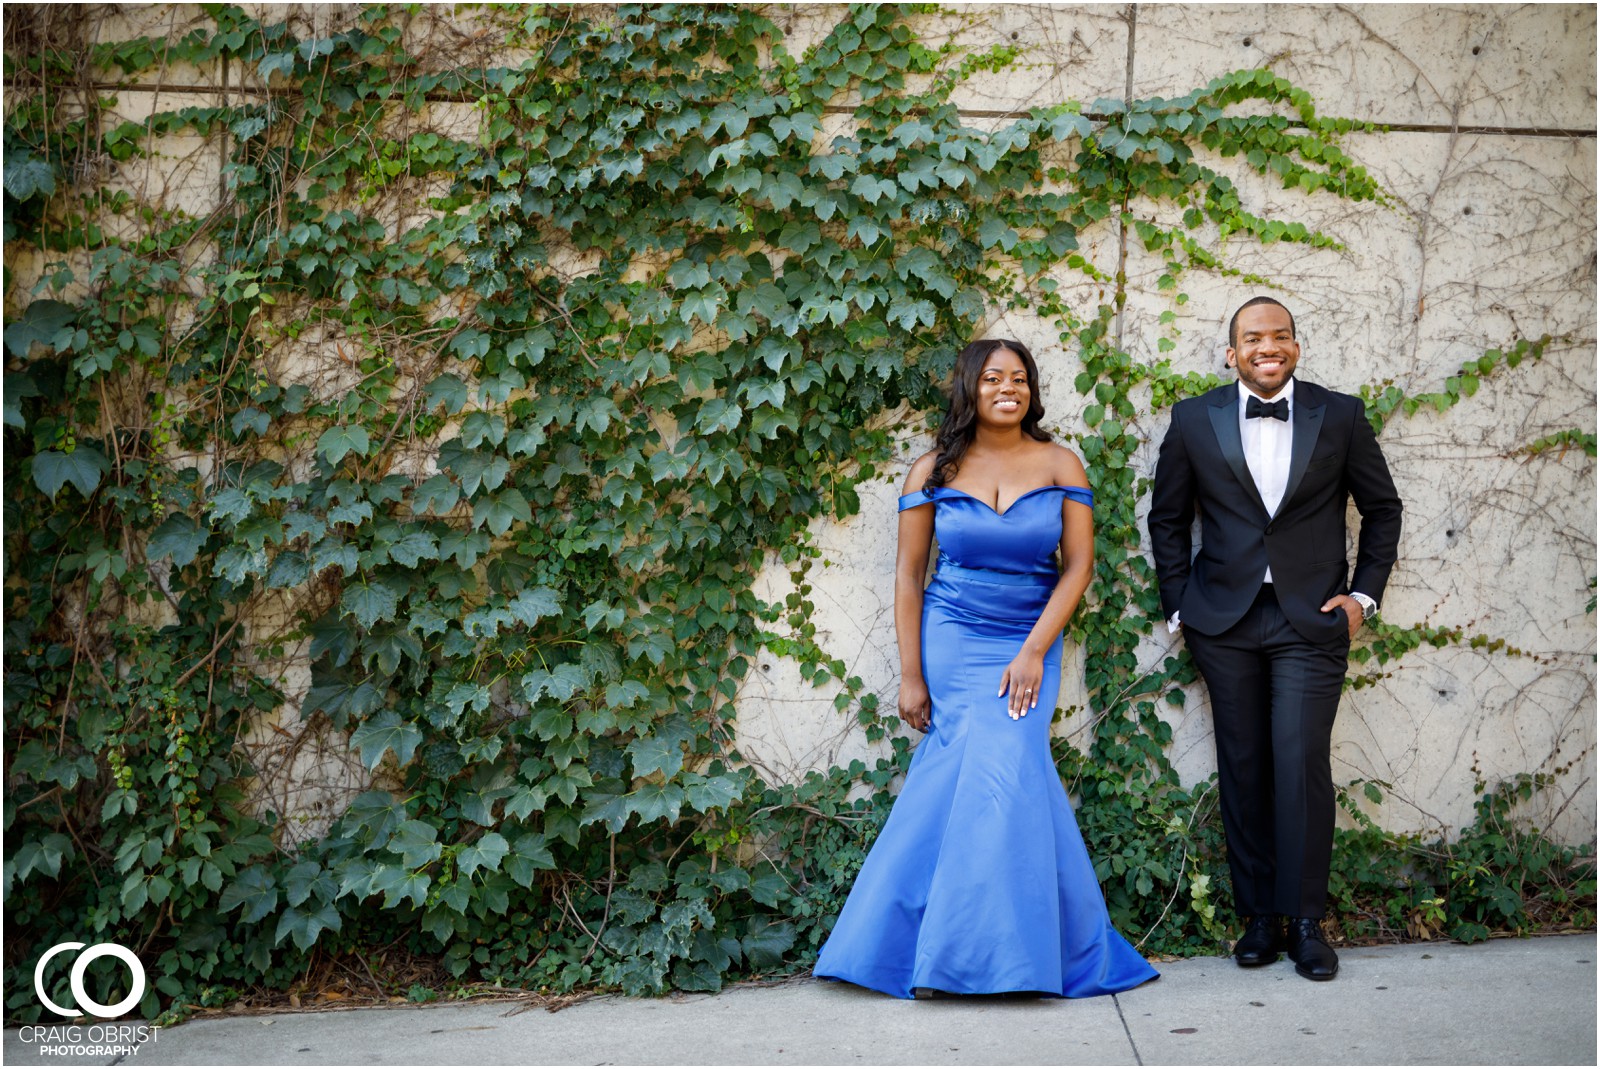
[899,677,932,733]
[998,650,1046,719]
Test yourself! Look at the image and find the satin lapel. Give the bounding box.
[1206,391,1269,517]
[1278,391,1325,517]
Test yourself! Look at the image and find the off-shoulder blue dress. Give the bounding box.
[813,484,1159,998]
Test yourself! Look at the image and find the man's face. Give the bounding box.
[1227,304,1299,399]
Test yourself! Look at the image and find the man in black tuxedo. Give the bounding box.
[1147,297,1402,981]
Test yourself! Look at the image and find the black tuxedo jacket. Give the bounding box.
[1148,378,1403,643]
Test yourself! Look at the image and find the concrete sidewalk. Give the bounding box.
[6,934,1594,1066]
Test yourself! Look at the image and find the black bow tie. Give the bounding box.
[1246,396,1288,421]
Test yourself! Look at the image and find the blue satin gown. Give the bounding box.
[813,484,1159,999]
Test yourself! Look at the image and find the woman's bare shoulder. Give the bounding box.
[903,450,939,494]
[1040,440,1089,487]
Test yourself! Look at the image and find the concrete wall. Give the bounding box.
[735,5,1598,844]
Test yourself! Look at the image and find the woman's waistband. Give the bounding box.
[933,559,1056,588]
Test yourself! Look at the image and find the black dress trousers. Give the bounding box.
[1182,584,1351,920]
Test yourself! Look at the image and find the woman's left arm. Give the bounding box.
[998,456,1095,718]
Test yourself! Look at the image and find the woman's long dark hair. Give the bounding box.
[925,338,1051,492]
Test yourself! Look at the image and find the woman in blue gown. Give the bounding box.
[814,338,1158,999]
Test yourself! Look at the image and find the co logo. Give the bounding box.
[34,942,146,1018]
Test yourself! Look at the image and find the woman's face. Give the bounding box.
[974,347,1030,428]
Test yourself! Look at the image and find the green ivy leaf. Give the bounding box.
[31,446,108,500]
[429,882,472,922]
[521,663,588,702]
[770,110,820,143]
[230,407,271,438]
[951,287,987,322]
[457,832,510,878]
[283,861,336,908]
[761,171,805,211]
[741,917,796,967]
[850,174,898,204]
[544,766,592,808]
[367,865,431,910]
[313,537,358,577]
[342,578,400,629]
[303,675,385,724]
[219,866,279,924]
[886,294,935,331]
[212,545,265,582]
[627,733,685,779]
[505,834,556,888]
[438,529,489,568]
[445,449,509,495]
[606,680,651,708]
[580,791,632,833]
[386,819,443,868]
[412,474,461,515]
[978,216,1019,251]
[317,425,371,465]
[147,515,209,566]
[387,530,439,568]
[672,957,723,993]
[266,550,310,588]
[3,155,56,201]
[209,488,253,526]
[435,681,488,719]
[683,772,743,814]
[350,710,424,771]
[8,833,71,890]
[695,397,743,434]
[2,372,38,428]
[473,488,531,536]
[424,374,469,414]
[705,102,750,138]
[508,586,562,626]
[628,783,684,824]
[748,867,788,907]
[5,300,74,357]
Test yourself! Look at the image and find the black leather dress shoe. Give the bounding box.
[1285,918,1339,980]
[1232,915,1284,967]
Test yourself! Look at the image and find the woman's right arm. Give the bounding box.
[895,454,937,731]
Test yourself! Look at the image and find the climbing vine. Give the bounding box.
[4,3,1590,1021]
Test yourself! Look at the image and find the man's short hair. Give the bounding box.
[1229,296,1296,349]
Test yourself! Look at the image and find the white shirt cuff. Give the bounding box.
[1167,610,1181,634]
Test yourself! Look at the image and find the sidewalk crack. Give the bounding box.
[1113,993,1143,1066]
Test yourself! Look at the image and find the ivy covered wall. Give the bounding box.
[3,3,1593,1021]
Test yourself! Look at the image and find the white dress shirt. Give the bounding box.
[1240,378,1294,582]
